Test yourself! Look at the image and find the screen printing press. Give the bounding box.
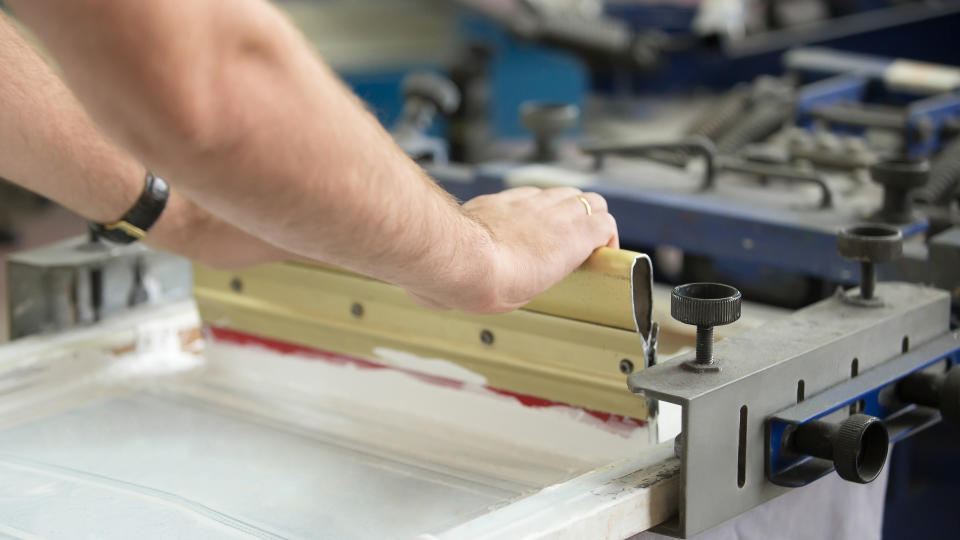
[2,227,957,539]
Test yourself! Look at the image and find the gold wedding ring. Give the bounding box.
[577,195,593,216]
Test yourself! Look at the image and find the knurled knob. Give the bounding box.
[671,283,742,327]
[520,101,580,162]
[871,159,929,191]
[670,283,742,372]
[837,224,903,263]
[837,224,902,303]
[870,159,929,224]
[834,414,889,484]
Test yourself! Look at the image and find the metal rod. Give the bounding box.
[695,326,714,365]
[791,419,839,461]
[861,262,876,300]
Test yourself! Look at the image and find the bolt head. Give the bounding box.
[671,283,742,327]
[834,414,888,484]
[870,159,929,190]
[519,102,580,137]
[837,224,903,263]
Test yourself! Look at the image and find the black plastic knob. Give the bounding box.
[897,366,960,427]
[791,414,889,484]
[670,283,742,372]
[870,159,929,224]
[837,224,903,303]
[520,102,580,162]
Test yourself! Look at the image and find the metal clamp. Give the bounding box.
[582,137,717,190]
[627,283,951,538]
[768,331,960,488]
[581,139,834,208]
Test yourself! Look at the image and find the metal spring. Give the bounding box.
[716,100,790,155]
[915,136,960,205]
[686,86,751,141]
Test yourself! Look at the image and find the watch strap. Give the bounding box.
[90,172,170,244]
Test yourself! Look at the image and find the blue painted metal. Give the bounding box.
[789,52,960,156]
[905,92,960,158]
[457,12,588,138]
[767,340,960,487]
[342,68,436,129]
[602,3,696,34]
[433,165,929,286]
[795,74,868,128]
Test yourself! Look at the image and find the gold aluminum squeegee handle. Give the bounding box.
[194,248,655,418]
[527,247,653,338]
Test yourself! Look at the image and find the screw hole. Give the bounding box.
[619,359,635,374]
[797,380,805,403]
[480,329,495,346]
[848,359,861,414]
[737,405,748,489]
[351,303,364,318]
[230,278,243,293]
[902,336,910,353]
[849,399,866,415]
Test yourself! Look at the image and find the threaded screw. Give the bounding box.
[670,283,742,373]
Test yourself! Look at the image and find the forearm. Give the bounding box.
[0,14,287,269]
[149,194,290,269]
[9,0,494,308]
[0,14,141,223]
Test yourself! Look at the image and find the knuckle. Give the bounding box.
[470,285,509,314]
[603,212,618,230]
[586,192,608,211]
[507,186,540,196]
[546,186,582,198]
[466,194,491,206]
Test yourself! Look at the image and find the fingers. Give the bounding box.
[554,191,610,218]
[604,214,620,249]
[562,194,618,252]
[576,192,609,215]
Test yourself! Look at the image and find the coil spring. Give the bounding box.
[915,136,960,205]
[686,86,751,141]
[716,100,790,155]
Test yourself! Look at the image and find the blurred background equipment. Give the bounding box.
[1,1,959,538]
[274,2,959,536]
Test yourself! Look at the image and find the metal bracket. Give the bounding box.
[6,236,192,339]
[627,283,950,538]
[768,331,960,487]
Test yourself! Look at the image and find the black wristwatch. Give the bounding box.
[90,172,170,244]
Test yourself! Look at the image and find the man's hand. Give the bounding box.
[9,0,621,315]
[407,187,618,313]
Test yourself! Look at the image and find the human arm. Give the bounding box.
[0,13,289,269]
[8,0,618,313]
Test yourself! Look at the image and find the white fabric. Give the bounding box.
[639,466,889,540]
